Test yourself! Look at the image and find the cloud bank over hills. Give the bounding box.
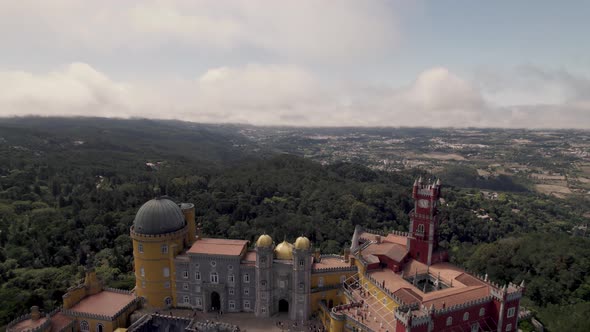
[1,62,587,128]
[0,1,588,128]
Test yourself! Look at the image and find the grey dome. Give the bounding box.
[133,198,186,235]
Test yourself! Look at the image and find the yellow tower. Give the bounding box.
[181,203,196,245]
[130,197,188,308]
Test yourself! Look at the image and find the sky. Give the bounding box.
[0,0,589,128]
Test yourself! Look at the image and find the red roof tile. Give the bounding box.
[50,312,73,331]
[362,241,408,263]
[69,291,136,317]
[367,260,494,309]
[10,317,48,332]
[188,238,248,256]
[313,256,352,269]
[242,250,257,262]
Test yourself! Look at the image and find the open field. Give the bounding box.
[536,184,573,196]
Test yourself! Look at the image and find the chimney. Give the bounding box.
[344,248,350,263]
[31,306,41,321]
[314,248,321,262]
[375,235,381,244]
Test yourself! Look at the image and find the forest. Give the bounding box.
[0,117,589,331]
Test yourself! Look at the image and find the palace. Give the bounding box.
[8,178,524,332]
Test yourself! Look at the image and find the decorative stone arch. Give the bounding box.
[211,291,221,311]
[278,298,289,313]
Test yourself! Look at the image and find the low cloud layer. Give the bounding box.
[1,63,588,128]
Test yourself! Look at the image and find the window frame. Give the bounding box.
[507,307,516,318]
[210,272,219,284]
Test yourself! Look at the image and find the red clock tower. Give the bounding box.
[408,177,442,265]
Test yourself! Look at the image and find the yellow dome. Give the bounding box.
[274,241,294,260]
[256,234,273,247]
[294,236,311,250]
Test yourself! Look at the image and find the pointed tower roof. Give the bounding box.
[350,225,363,252]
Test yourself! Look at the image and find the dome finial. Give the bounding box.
[295,235,311,250]
[256,234,273,248]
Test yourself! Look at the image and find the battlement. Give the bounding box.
[7,305,67,332]
[130,225,187,241]
[312,265,357,273]
[434,296,493,315]
[364,272,411,306]
[103,287,134,295]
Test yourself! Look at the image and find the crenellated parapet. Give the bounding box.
[61,308,111,321]
[130,225,187,242]
[363,228,389,237]
[6,313,33,331]
[364,272,412,306]
[433,296,493,315]
[312,265,357,273]
[411,313,431,327]
[390,229,411,237]
[61,294,139,322]
[103,287,134,295]
[409,211,437,220]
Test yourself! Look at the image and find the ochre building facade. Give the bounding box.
[8,179,523,332]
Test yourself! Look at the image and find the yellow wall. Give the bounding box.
[131,227,187,308]
[357,273,400,312]
[63,286,87,309]
[63,270,103,309]
[311,271,355,288]
[76,301,137,332]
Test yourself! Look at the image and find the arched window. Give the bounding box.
[446,317,452,326]
[210,272,219,283]
[164,297,172,307]
[96,323,104,332]
[417,224,425,235]
[80,321,90,332]
[463,312,470,321]
[479,307,485,316]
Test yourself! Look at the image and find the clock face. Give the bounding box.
[418,199,429,208]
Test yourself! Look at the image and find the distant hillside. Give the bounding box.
[0,117,261,169]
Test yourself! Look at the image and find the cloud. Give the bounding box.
[0,63,588,128]
[0,0,397,62]
[0,63,132,117]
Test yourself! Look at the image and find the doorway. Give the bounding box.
[278,299,289,313]
[211,291,220,311]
